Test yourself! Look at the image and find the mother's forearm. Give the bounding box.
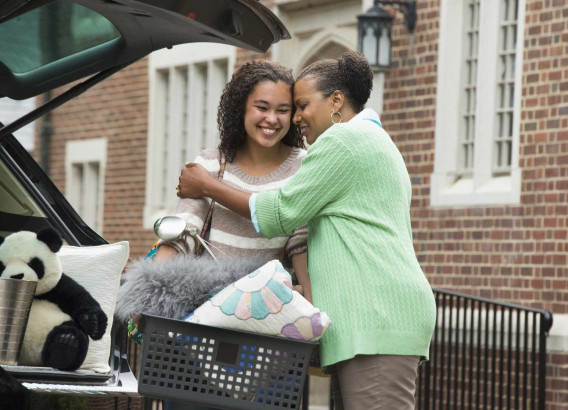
[204,179,251,220]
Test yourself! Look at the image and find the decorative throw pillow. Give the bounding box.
[187,260,331,342]
[58,241,129,373]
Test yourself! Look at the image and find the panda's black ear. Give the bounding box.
[0,236,4,246]
[37,228,63,253]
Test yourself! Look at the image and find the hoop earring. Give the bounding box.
[331,111,342,124]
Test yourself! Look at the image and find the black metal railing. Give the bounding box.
[129,288,553,410]
[417,288,553,410]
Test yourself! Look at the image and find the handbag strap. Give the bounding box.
[194,152,226,256]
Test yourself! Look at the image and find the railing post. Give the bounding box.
[538,312,553,410]
[416,289,553,410]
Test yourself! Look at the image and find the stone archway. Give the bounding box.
[300,41,351,70]
[274,0,383,114]
[273,0,361,74]
[293,33,354,74]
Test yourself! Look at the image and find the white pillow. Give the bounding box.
[58,241,129,373]
[187,260,331,342]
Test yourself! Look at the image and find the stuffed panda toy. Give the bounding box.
[0,228,107,371]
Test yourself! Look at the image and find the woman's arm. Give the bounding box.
[179,130,355,238]
[255,132,355,238]
[178,163,252,219]
[153,243,179,262]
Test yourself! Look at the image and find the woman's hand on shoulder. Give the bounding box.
[178,163,213,199]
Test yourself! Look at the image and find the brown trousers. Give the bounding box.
[328,354,420,410]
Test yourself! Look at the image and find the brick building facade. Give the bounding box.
[34,0,567,408]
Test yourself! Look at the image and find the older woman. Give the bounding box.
[177,51,436,410]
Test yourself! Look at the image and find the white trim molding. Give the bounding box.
[144,43,235,229]
[430,0,525,207]
[436,308,566,354]
[274,0,359,72]
[65,138,107,234]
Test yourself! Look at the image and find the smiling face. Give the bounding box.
[243,80,293,149]
[292,78,334,145]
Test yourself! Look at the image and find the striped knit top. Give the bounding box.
[174,147,308,265]
[254,109,437,367]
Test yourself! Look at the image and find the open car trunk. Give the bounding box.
[0,0,289,100]
[0,0,290,245]
[0,0,291,403]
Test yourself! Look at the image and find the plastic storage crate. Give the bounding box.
[138,314,317,409]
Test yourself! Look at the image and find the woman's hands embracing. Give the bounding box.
[177,163,213,199]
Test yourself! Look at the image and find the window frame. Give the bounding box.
[144,43,235,229]
[65,138,107,234]
[430,0,525,207]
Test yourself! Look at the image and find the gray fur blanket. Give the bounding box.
[115,254,268,322]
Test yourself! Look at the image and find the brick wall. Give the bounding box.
[36,58,156,258]
[380,1,568,408]
[381,0,568,313]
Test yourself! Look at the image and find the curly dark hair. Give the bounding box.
[217,60,304,161]
[297,50,374,113]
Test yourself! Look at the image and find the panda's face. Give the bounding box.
[0,231,62,295]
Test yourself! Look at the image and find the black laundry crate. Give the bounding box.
[138,314,317,409]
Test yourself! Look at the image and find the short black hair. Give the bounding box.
[297,51,374,112]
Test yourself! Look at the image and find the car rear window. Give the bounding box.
[0,1,120,74]
[0,160,50,236]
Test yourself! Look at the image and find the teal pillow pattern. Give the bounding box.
[187,260,330,342]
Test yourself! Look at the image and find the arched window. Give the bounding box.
[300,41,350,70]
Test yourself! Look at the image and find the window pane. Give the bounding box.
[459,0,480,176]
[177,66,189,166]
[378,26,390,67]
[504,0,510,21]
[362,25,378,65]
[69,162,101,232]
[0,1,120,73]
[196,63,209,147]
[84,162,100,231]
[493,0,518,174]
[0,160,48,234]
[153,58,229,214]
[158,69,170,202]
[0,162,45,221]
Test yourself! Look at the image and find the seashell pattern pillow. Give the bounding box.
[186,260,331,342]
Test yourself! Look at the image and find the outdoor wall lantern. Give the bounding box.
[357,0,416,72]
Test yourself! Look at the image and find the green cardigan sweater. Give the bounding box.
[255,112,436,368]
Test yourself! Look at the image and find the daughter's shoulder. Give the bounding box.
[288,146,306,157]
[197,147,221,161]
[293,146,308,159]
[289,146,308,165]
[192,148,222,172]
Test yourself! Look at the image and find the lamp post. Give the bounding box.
[357,0,416,72]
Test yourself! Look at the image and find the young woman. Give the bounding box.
[157,60,311,410]
[154,59,311,302]
[177,51,437,410]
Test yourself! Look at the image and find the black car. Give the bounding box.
[0,0,289,407]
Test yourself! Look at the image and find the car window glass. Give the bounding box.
[0,160,48,236]
[0,1,120,74]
